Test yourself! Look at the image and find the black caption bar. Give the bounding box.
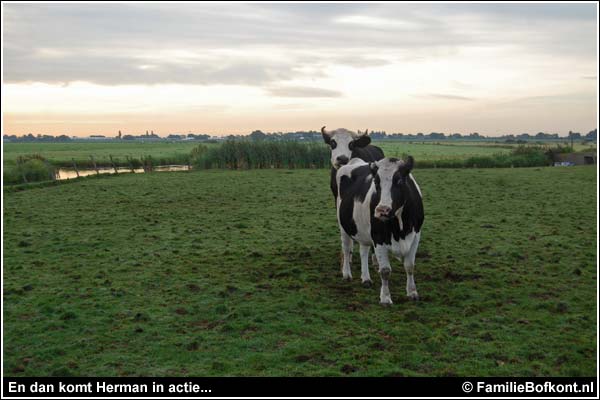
[2,377,597,398]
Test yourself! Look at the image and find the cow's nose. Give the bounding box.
[375,205,392,218]
[336,155,349,165]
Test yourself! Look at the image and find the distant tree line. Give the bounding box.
[3,128,596,143]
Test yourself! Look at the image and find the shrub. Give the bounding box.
[4,155,56,185]
[192,140,330,169]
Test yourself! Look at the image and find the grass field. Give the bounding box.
[3,166,596,376]
[2,141,213,168]
[5,140,595,169]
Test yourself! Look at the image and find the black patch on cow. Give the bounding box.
[353,145,384,163]
[329,144,384,204]
[338,165,373,237]
[351,135,371,149]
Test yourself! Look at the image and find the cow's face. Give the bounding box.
[370,157,414,221]
[321,127,371,169]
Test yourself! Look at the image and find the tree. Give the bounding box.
[249,130,267,141]
[585,129,597,140]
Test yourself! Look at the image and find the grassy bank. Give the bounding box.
[2,140,592,185]
[3,166,596,376]
[3,141,207,168]
[190,142,552,170]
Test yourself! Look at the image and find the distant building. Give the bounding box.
[554,152,597,166]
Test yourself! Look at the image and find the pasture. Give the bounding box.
[3,165,597,376]
[7,139,592,168]
[2,141,209,169]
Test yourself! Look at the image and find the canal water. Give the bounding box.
[56,165,190,180]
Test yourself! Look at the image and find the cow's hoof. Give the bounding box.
[361,279,373,288]
[342,275,352,282]
[380,297,393,306]
[407,292,419,301]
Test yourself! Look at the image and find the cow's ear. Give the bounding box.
[353,135,371,148]
[321,126,331,144]
[400,156,414,176]
[369,162,379,174]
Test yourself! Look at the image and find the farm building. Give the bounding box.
[553,152,597,166]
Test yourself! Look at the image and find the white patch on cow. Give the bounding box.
[359,244,372,285]
[409,173,422,197]
[395,205,404,230]
[396,232,420,300]
[391,230,416,257]
[352,198,372,245]
[373,158,405,218]
[324,128,367,169]
[336,158,366,188]
[374,245,393,304]
[330,130,353,168]
[340,230,353,280]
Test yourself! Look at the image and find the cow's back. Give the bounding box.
[330,144,384,203]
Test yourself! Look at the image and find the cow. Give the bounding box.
[321,126,384,204]
[336,156,424,304]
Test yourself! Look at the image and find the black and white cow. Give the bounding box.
[336,156,424,304]
[321,126,384,203]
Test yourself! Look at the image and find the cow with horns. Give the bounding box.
[335,156,424,304]
[321,126,385,203]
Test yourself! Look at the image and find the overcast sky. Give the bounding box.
[2,2,598,136]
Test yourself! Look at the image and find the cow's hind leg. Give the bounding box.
[340,231,353,280]
[403,234,420,300]
[359,244,372,287]
[374,245,392,305]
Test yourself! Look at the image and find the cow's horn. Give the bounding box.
[321,126,328,135]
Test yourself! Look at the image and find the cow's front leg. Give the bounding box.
[359,244,372,287]
[374,245,392,305]
[340,231,353,280]
[403,234,420,300]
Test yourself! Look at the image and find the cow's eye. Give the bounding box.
[348,141,354,151]
[330,140,337,149]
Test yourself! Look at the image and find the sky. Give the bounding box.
[2,2,598,137]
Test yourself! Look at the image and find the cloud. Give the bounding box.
[419,94,476,101]
[3,47,298,86]
[2,3,597,87]
[267,86,343,98]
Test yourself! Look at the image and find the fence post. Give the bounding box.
[44,159,56,181]
[90,155,100,175]
[109,155,118,174]
[71,158,80,178]
[126,156,135,173]
[17,157,28,183]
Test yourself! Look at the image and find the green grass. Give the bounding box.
[3,166,596,376]
[379,141,512,161]
[4,140,594,173]
[3,141,513,166]
[379,141,596,162]
[2,141,211,168]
